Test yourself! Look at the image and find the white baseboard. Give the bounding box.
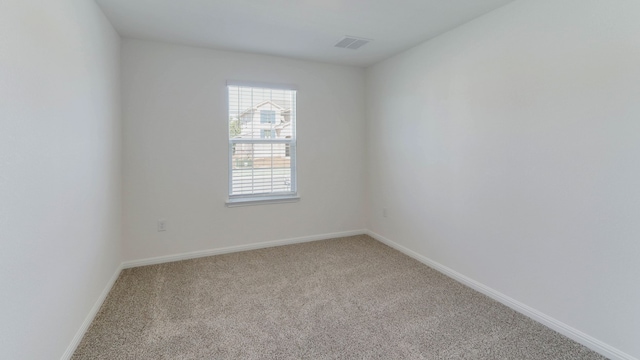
[366,230,636,360]
[122,229,367,269]
[64,230,635,360]
[61,230,365,359]
[60,263,123,360]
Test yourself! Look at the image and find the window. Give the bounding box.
[284,136,292,157]
[261,129,273,139]
[260,110,276,124]
[227,82,297,205]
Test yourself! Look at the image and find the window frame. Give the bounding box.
[226,81,299,207]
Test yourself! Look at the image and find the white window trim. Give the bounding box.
[226,80,298,90]
[225,194,301,207]
[226,81,298,206]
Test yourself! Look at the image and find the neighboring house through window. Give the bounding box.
[227,82,297,205]
[285,136,291,157]
[260,110,276,124]
[261,129,273,139]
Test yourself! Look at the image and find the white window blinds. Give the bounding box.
[228,83,297,200]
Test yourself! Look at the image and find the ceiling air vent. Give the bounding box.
[334,36,372,50]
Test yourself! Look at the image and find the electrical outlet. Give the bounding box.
[383,208,387,218]
[158,219,167,232]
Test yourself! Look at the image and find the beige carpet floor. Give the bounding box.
[72,235,606,359]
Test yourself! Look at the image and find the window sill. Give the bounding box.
[225,195,300,207]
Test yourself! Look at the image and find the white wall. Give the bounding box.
[366,0,640,358]
[122,39,366,261]
[0,0,122,359]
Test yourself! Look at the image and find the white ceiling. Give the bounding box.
[95,0,515,67]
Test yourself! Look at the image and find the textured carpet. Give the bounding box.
[72,235,606,359]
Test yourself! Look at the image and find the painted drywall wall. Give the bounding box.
[0,0,122,358]
[366,0,640,358]
[122,39,366,261]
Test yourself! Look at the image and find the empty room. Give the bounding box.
[2,0,639,359]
